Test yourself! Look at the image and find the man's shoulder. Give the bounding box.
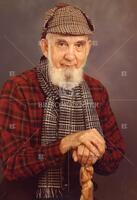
[84,73,108,105]
[7,67,39,87]
[84,73,105,91]
[0,66,40,97]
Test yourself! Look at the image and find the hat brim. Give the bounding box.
[47,24,93,36]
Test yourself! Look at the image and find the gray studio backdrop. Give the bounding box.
[0,0,137,199]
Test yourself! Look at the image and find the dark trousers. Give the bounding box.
[0,177,37,200]
[0,178,80,200]
[0,178,96,200]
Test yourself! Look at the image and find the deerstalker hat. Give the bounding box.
[41,3,94,38]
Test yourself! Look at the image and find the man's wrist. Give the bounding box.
[59,132,82,154]
[59,135,72,154]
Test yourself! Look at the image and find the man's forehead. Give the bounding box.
[47,33,89,43]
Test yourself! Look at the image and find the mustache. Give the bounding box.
[48,62,84,89]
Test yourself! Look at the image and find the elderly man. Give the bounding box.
[0,3,125,200]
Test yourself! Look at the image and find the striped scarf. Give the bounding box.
[36,62,103,199]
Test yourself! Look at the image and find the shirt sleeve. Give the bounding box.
[94,85,125,175]
[0,79,64,181]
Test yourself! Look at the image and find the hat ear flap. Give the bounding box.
[78,9,95,32]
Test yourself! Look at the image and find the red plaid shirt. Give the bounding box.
[0,67,125,181]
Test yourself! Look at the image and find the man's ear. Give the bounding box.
[39,39,48,57]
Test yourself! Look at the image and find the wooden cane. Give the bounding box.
[80,165,94,200]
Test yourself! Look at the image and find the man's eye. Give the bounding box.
[76,43,82,47]
[75,43,85,50]
[59,42,65,46]
[57,42,67,47]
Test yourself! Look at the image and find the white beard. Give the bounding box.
[47,50,85,90]
[48,64,84,90]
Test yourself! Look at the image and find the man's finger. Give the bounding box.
[80,146,89,165]
[72,150,78,162]
[79,129,106,156]
[81,140,100,157]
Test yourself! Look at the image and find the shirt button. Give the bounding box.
[38,153,44,160]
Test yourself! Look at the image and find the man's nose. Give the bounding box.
[64,46,75,61]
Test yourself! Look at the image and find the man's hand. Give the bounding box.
[59,128,106,158]
[72,144,99,165]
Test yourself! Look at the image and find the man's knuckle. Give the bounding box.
[78,151,82,156]
[100,147,105,155]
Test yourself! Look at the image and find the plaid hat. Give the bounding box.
[41,3,94,38]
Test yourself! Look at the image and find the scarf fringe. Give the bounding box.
[36,187,63,199]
